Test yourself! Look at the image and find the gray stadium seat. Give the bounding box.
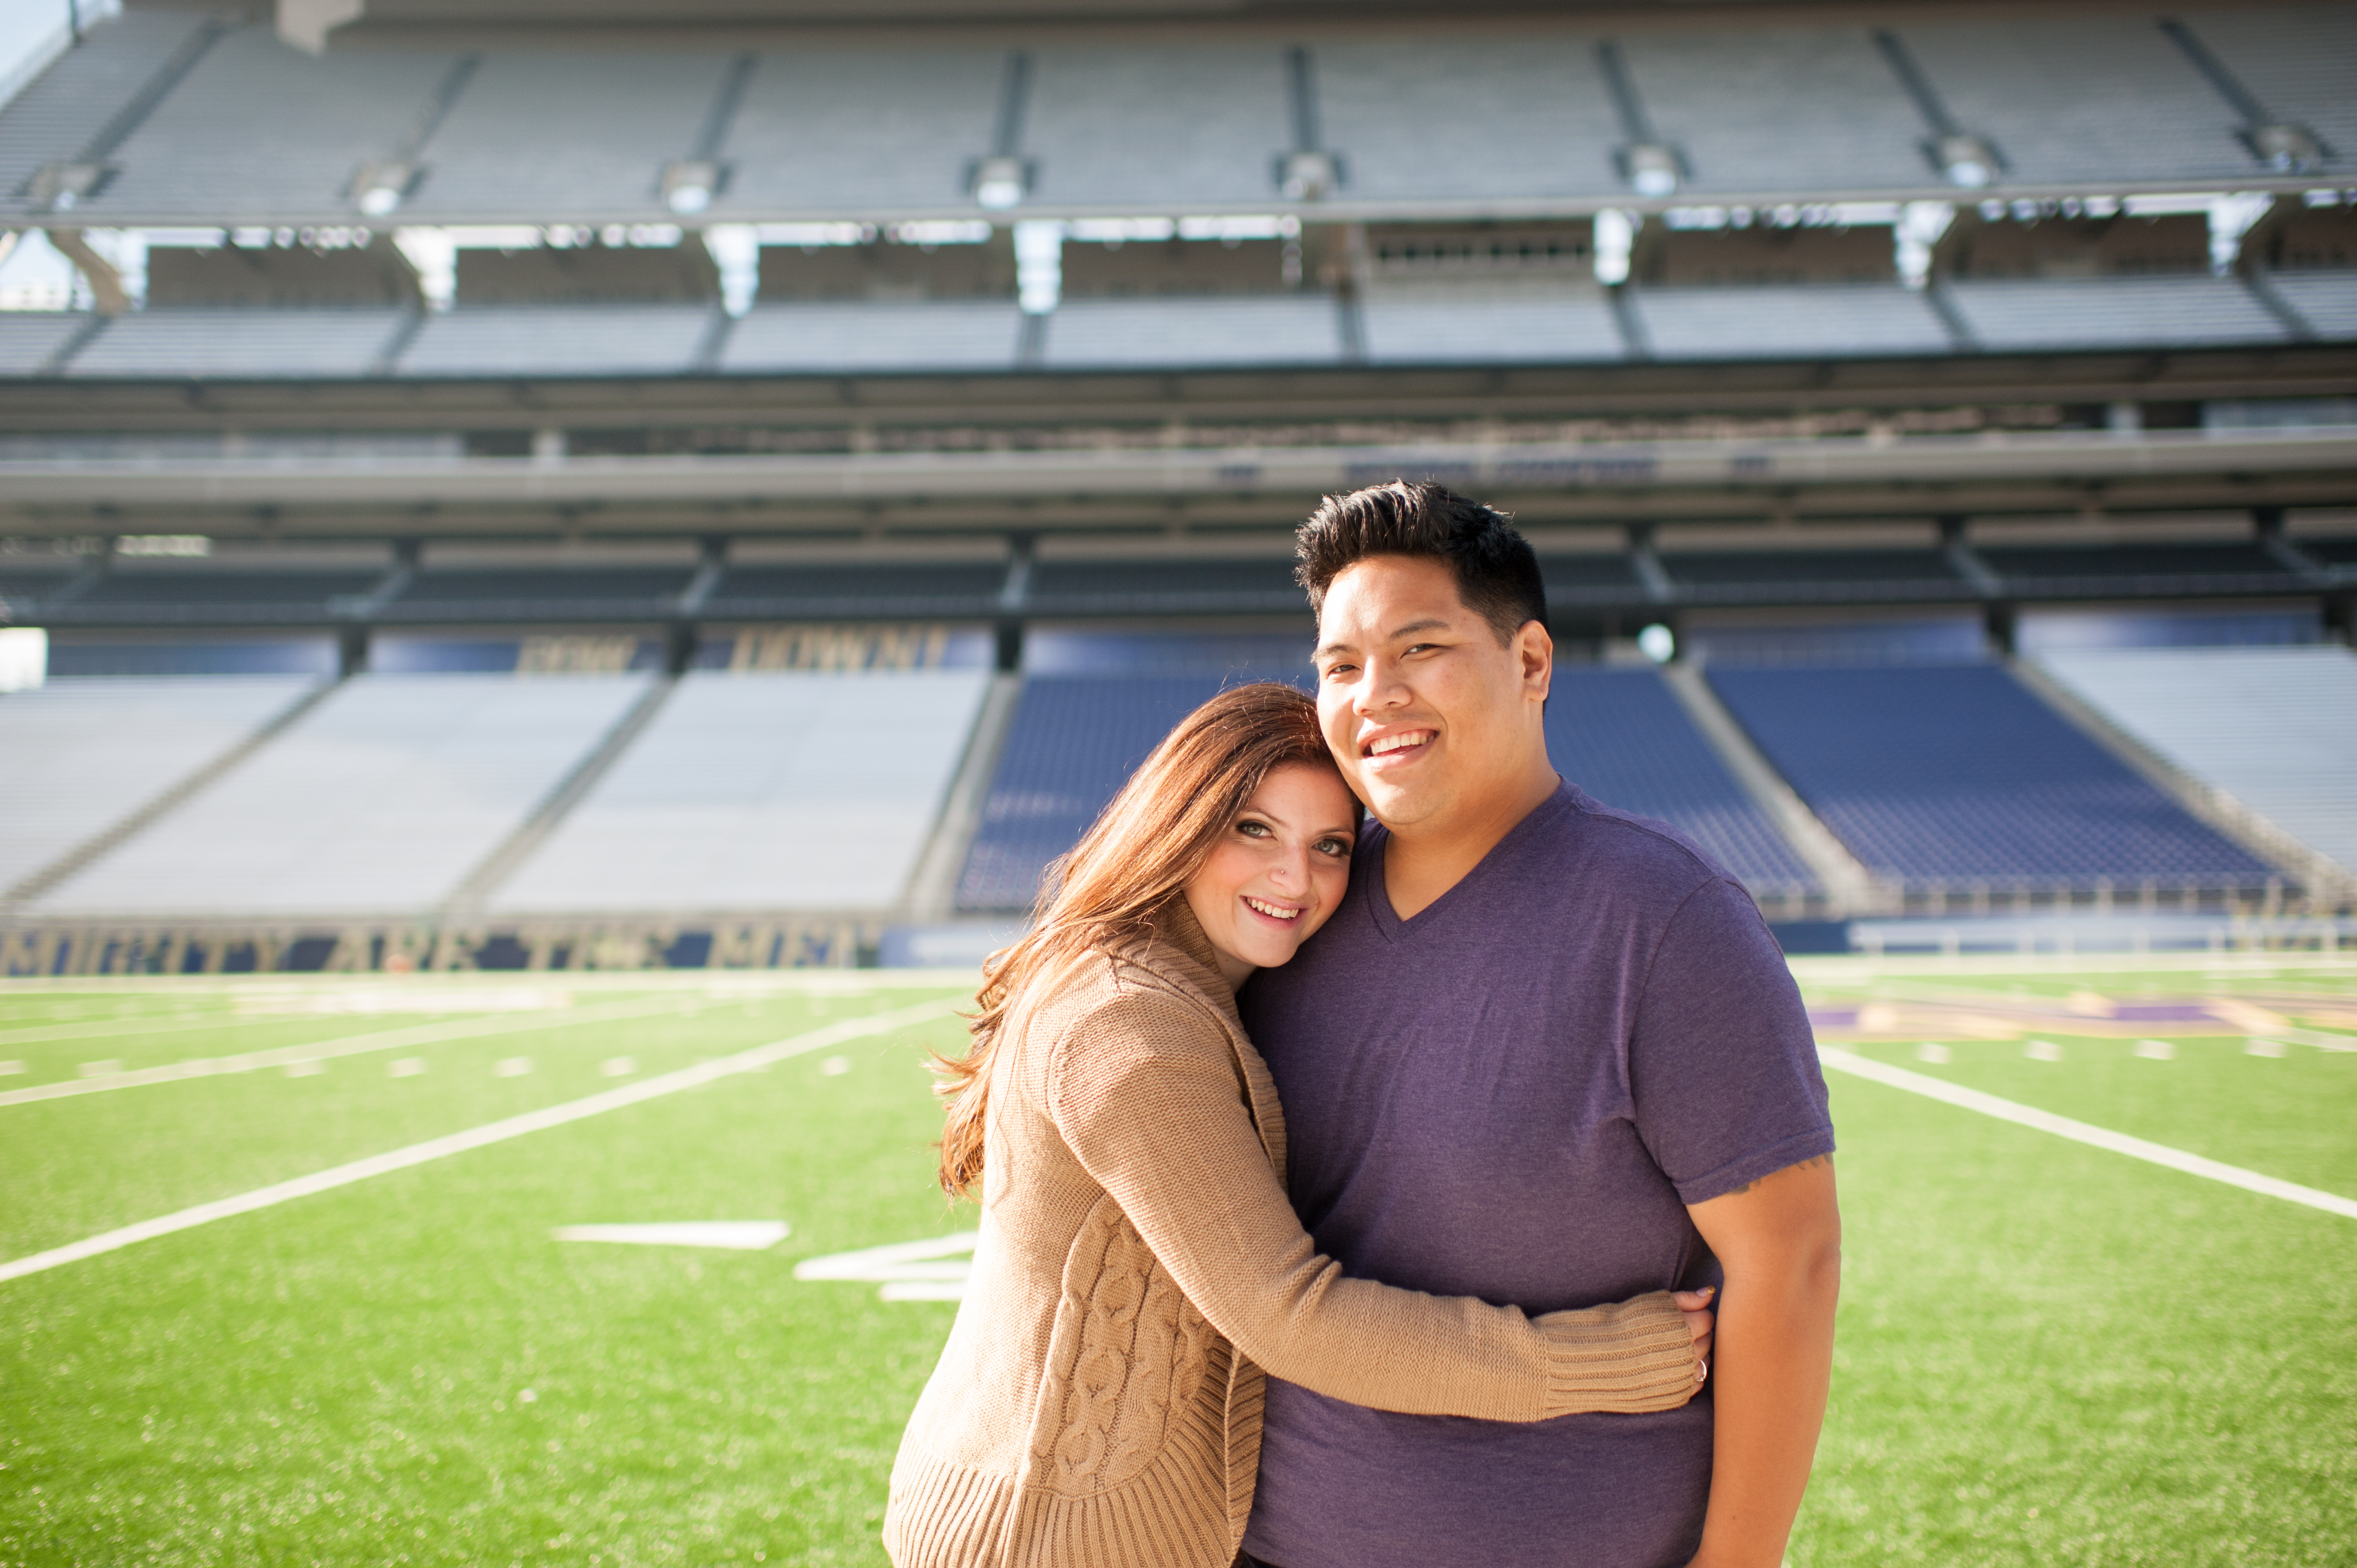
[66,308,409,379]
[721,300,1021,374]
[717,46,1000,214]
[487,669,992,915]
[2268,269,2357,339]
[1315,38,1624,204]
[1944,276,2288,350]
[0,9,213,220]
[1025,44,1293,209]
[0,314,90,375]
[1633,283,1953,359]
[1041,296,1342,369]
[397,305,711,376]
[1360,282,1625,364]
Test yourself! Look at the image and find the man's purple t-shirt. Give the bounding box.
[1238,782,1832,1568]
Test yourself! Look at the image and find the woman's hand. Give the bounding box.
[1674,1286,1716,1381]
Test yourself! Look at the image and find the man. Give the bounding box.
[1239,481,1840,1568]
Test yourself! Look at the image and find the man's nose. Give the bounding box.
[1351,657,1406,713]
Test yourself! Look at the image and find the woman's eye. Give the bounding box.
[1237,820,1272,838]
[1314,838,1350,858]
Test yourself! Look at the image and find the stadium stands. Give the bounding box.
[0,675,317,892]
[1632,285,1955,360]
[1360,282,1624,365]
[0,8,212,220]
[1547,668,1815,894]
[34,673,651,916]
[397,305,713,378]
[1704,662,2277,894]
[1041,296,1342,370]
[70,565,385,620]
[490,668,989,915]
[701,561,1006,621]
[2269,270,2357,338]
[956,673,1239,911]
[383,567,693,622]
[717,46,1001,215]
[1025,44,1295,210]
[1979,542,2313,597]
[65,308,410,379]
[2034,645,2357,878]
[720,301,1021,374]
[1023,558,1303,617]
[0,313,90,374]
[1943,276,2291,352]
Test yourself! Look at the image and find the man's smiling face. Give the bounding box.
[1311,554,1549,833]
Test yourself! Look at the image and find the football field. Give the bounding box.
[2,955,2351,1566]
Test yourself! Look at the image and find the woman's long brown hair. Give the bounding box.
[934,681,1346,1196]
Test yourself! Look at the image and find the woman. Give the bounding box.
[887,683,1712,1568]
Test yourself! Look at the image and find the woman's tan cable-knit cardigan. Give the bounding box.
[884,902,1701,1568]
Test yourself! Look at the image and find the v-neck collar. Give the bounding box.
[1365,780,1577,944]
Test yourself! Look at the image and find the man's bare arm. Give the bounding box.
[1682,1154,1840,1568]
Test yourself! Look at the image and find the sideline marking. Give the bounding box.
[0,993,699,1108]
[795,1232,978,1302]
[0,996,964,1286]
[553,1220,789,1251]
[1818,1045,2357,1221]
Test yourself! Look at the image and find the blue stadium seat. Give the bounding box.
[1705,662,2274,888]
[1547,668,1815,893]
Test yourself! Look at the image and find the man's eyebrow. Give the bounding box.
[1386,617,1452,640]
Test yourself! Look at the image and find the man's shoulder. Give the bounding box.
[1539,787,1733,909]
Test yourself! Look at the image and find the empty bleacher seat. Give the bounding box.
[96,28,460,218]
[718,46,1001,214]
[70,566,382,618]
[397,306,711,377]
[2166,8,2357,174]
[1548,668,1815,893]
[1980,543,2308,594]
[701,561,1005,619]
[1615,25,1929,194]
[1663,550,1967,602]
[0,315,89,375]
[1944,277,2288,351]
[1042,297,1342,370]
[488,668,991,914]
[1706,662,2274,888]
[1634,285,1954,360]
[1025,44,1292,209]
[721,301,1021,374]
[1539,554,1645,608]
[957,673,1238,911]
[384,568,692,621]
[65,309,409,380]
[2267,270,2357,339]
[2035,645,2357,876]
[1360,283,1625,365]
[0,675,317,891]
[397,50,735,219]
[1024,558,1305,617]
[1316,38,1624,204]
[0,9,214,219]
[35,673,651,916]
[1898,15,2256,186]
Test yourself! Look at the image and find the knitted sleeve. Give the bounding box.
[1047,986,1700,1422]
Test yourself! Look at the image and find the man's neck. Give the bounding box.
[1381,760,1562,921]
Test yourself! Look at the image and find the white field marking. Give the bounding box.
[2025,1039,2063,1062]
[2134,1038,2176,1060]
[599,1056,637,1078]
[493,1057,533,1078]
[819,1056,851,1076]
[551,1221,789,1251]
[388,1058,428,1077]
[1818,1045,2357,1221]
[236,987,573,1017]
[0,992,702,1110]
[2246,1038,2288,1058]
[0,996,963,1287]
[78,1060,125,1078]
[795,1232,979,1302]
[0,1061,23,1075]
[1913,1042,1951,1064]
[284,1060,326,1078]
[0,1013,244,1049]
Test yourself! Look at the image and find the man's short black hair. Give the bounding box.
[1294,479,1547,644]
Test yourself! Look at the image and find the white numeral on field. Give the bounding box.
[495,1058,534,1078]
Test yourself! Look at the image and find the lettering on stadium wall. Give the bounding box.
[724,623,955,673]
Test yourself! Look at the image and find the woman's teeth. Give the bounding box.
[1244,897,1299,921]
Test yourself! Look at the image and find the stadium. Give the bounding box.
[0,0,2352,1562]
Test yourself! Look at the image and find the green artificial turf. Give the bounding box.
[2,961,2352,1566]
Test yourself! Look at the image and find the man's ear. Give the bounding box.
[1517,620,1553,704]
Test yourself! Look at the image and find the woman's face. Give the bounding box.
[1182,762,1358,989]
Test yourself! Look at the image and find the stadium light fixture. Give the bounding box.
[351,161,418,218]
[1933,135,2000,189]
[1592,209,1636,286]
[1279,150,1336,202]
[1636,624,1675,664]
[1622,144,1680,198]
[975,156,1028,212]
[2245,123,2322,173]
[661,159,721,215]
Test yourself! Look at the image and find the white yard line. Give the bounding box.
[0,994,703,1108]
[0,1012,255,1049]
[0,996,964,1286]
[1818,1046,2357,1221]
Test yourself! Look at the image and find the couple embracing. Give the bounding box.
[887,482,1840,1568]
